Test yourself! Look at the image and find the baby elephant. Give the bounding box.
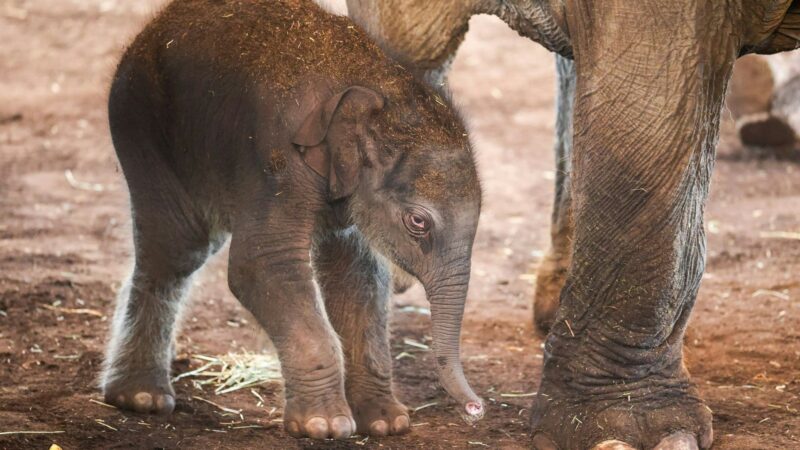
[101,0,484,440]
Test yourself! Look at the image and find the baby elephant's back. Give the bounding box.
[108,0,399,199]
[120,0,390,96]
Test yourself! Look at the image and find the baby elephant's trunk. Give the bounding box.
[425,268,484,423]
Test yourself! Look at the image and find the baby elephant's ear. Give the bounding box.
[292,86,385,200]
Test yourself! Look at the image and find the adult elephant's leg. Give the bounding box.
[346,0,573,84]
[531,2,737,449]
[346,0,475,86]
[533,54,575,334]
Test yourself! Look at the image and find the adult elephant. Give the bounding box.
[346,1,800,449]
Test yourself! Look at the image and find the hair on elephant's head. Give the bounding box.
[292,82,484,422]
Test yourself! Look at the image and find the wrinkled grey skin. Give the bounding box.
[346,0,800,448]
[101,0,484,441]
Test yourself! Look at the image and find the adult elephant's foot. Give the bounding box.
[535,433,703,450]
[530,334,712,450]
[531,389,711,449]
[102,367,176,415]
[531,379,711,449]
[533,248,569,335]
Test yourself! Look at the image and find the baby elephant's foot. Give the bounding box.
[102,369,175,415]
[349,392,410,436]
[284,393,355,439]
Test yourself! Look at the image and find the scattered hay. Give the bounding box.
[174,353,282,395]
[411,402,438,413]
[64,170,105,192]
[760,231,800,240]
[395,351,416,360]
[518,273,537,284]
[250,388,265,407]
[499,391,537,398]
[564,320,575,337]
[398,305,430,315]
[94,419,117,431]
[89,398,117,409]
[192,396,241,415]
[40,303,104,318]
[752,289,791,301]
[0,430,65,436]
[402,338,429,351]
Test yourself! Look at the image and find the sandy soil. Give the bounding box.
[0,1,798,448]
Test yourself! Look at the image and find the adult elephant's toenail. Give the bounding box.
[654,432,699,450]
[305,417,330,439]
[532,434,559,450]
[592,440,637,450]
[369,419,389,436]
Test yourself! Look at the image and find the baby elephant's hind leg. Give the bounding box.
[315,230,410,436]
[102,162,213,415]
[534,55,575,334]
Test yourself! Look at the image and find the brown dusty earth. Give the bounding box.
[1,1,799,449]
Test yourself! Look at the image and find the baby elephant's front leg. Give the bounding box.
[228,228,354,440]
[315,230,410,436]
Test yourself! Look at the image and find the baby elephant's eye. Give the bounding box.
[403,208,432,236]
[410,214,426,228]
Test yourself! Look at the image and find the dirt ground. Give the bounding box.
[1,1,798,448]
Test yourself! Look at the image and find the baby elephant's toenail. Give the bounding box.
[132,392,154,412]
[330,415,354,439]
[286,421,301,437]
[305,417,330,439]
[393,415,410,433]
[369,419,389,436]
[154,394,175,415]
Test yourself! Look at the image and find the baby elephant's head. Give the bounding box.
[293,84,483,422]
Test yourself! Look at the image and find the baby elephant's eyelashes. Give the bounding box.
[403,208,432,236]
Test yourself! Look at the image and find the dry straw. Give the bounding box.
[174,352,283,395]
